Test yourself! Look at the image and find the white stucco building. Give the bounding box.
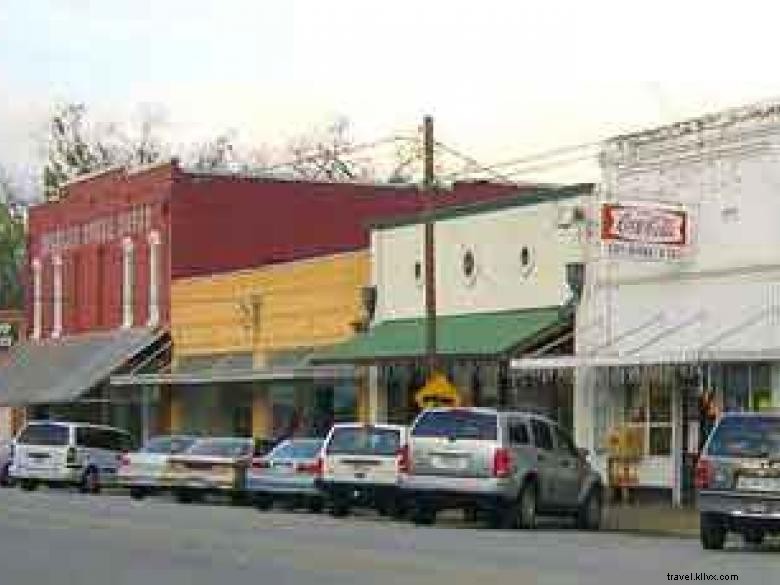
[316,185,592,426]
[568,102,780,504]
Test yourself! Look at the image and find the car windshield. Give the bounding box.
[326,427,400,456]
[411,410,498,441]
[269,439,323,460]
[17,424,70,446]
[185,438,251,458]
[707,416,780,458]
[141,436,196,454]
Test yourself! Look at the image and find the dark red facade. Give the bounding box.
[25,161,531,339]
[170,175,526,279]
[26,164,174,336]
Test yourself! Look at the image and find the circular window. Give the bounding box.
[414,260,423,287]
[520,246,534,277]
[463,250,476,278]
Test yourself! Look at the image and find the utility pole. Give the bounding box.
[423,115,437,378]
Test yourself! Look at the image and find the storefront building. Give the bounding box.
[110,170,528,440]
[314,185,593,428]
[516,102,780,505]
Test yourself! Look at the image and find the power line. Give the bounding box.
[432,141,518,183]
[259,135,417,174]
[442,140,600,181]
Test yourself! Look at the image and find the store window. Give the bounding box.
[622,375,672,456]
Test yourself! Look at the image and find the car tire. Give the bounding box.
[254,494,273,511]
[743,529,765,546]
[0,462,11,487]
[577,487,602,531]
[19,479,37,492]
[329,498,350,518]
[175,490,195,504]
[700,513,726,550]
[307,498,324,514]
[129,487,147,501]
[80,467,100,495]
[410,502,436,526]
[517,482,538,530]
[230,492,247,507]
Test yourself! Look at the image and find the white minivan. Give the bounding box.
[11,421,134,493]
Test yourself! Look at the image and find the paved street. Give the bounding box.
[0,489,778,585]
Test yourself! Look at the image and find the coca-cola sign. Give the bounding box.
[601,202,689,261]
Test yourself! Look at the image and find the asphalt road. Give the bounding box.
[0,488,779,585]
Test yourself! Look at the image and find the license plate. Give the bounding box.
[432,455,468,470]
[737,476,780,492]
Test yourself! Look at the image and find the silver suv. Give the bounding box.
[697,412,780,550]
[400,407,603,529]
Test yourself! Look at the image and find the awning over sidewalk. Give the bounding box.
[510,348,780,370]
[311,307,568,364]
[0,328,164,406]
[110,364,358,386]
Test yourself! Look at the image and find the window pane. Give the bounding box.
[509,422,529,445]
[623,382,646,424]
[326,427,400,456]
[649,426,672,456]
[411,411,497,441]
[531,420,553,451]
[18,424,69,446]
[648,382,671,423]
[707,416,780,458]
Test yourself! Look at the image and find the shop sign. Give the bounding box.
[0,322,17,349]
[601,201,689,261]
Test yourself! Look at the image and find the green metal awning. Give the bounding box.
[0,328,164,406]
[310,307,568,364]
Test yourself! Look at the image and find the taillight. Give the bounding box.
[297,458,323,476]
[251,458,270,469]
[119,454,131,467]
[66,447,77,465]
[492,447,512,478]
[695,457,713,489]
[398,445,410,474]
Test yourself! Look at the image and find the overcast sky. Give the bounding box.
[3,0,780,194]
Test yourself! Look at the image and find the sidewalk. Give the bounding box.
[602,504,699,538]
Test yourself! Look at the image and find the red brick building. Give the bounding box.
[0,158,528,441]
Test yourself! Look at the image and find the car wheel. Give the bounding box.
[700,513,726,550]
[254,494,273,511]
[517,482,538,530]
[389,498,406,520]
[307,498,324,514]
[463,505,479,523]
[80,468,100,494]
[329,498,350,518]
[175,490,195,504]
[0,463,11,487]
[411,502,436,526]
[743,529,765,546]
[577,487,602,530]
[230,492,247,507]
[19,479,37,492]
[129,487,147,501]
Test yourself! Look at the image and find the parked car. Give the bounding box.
[166,436,276,504]
[400,407,603,529]
[318,423,407,518]
[10,421,134,493]
[0,439,13,487]
[697,412,780,550]
[118,435,197,500]
[246,438,325,512]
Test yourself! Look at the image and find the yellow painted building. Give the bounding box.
[163,250,371,438]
